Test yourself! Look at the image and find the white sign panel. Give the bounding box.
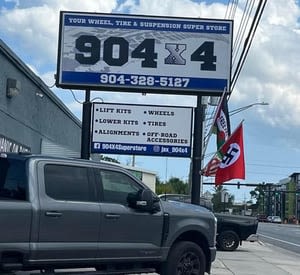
[91,103,193,157]
[57,12,233,94]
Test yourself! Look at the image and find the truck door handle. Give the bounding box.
[45,211,62,217]
[105,213,120,219]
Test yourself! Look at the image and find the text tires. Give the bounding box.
[217,230,240,251]
[160,241,206,275]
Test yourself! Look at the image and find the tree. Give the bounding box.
[156,176,172,194]
[169,177,189,194]
[100,155,120,163]
[156,183,173,195]
[155,177,188,195]
[155,176,163,185]
[212,185,234,213]
[249,184,265,214]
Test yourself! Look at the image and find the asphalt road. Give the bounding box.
[257,222,300,254]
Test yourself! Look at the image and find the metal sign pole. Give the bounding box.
[81,89,92,159]
[191,95,205,205]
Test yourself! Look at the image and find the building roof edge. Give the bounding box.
[0,39,81,128]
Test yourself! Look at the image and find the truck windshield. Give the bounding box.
[0,157,27,200]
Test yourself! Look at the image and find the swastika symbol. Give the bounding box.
[219,143,240,168]
[222,146,239,165]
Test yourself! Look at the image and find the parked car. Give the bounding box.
[271,216,282,223]
[266,216,282,223]
[256,214,268,222]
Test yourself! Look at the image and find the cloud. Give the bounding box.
[0,0,118,72]
[119,0,226,18]
[229,1,300,130]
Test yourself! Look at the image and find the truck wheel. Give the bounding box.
[217,230,240,251]
[160,241,206,275]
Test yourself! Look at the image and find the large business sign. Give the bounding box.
[91,103,193,157]
[57,12,233,95]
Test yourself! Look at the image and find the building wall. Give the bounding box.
[282,174,300,222]
[118,165,156,192]
[291,174,300,221]
[141,172,156,192]
[0,39,81,155]
[100,160,157,192]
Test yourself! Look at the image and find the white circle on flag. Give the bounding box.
[219,143,240,168]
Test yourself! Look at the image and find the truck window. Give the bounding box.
[99,169,141,205]
[0,157,26,201]
[44,164,97,202]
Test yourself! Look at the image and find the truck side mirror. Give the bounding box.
[127,189,154,212]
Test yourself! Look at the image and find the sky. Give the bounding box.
[1,0,300,202]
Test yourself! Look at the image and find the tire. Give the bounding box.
[217,230,240,251]
[160,241,206,275]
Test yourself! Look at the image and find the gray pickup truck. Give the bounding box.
[0,153,216,275]
[214,213,258,251]
[159,194,258,251]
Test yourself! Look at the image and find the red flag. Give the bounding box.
[215,123,245,185]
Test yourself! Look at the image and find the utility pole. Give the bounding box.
[267,184,272,216]
[244,193,247,215]
[131,155,136,167]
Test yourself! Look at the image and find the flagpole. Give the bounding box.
[202,88,228,155]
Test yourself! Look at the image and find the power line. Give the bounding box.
[225,0,239,19]
[225,0,231,19]
[203,1,268,147]
[232,0,255,67]
[69,89,84,104]
[248,163,300,169]
[246,171,292,176]
[230,0,268,92]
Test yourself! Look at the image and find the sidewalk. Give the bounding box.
[210,240,300,275]
[13,240,300,275]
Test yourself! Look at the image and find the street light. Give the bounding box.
[229,102,269,116]
[202,100,269,173]
[204,101,269,123]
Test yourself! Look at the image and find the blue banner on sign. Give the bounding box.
[64,14,231,34]
[91,142,191,158]
[62,71,228,92]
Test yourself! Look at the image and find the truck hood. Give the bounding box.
[160,199,214,219]
[159,200,217,248]
[214,213,257,225]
